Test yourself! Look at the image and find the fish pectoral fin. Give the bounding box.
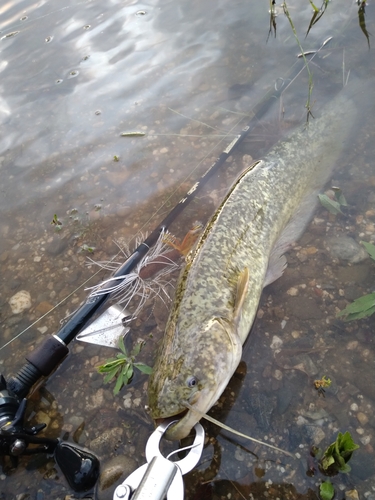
[264,252,287,287]
[233,267,249,325]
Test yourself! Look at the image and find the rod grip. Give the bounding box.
[7,336,69,399]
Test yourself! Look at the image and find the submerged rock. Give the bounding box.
[8,290,31,314]
[324,236,368,263]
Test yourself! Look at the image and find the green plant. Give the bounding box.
[319,480,334,500]
[318,431,359,475]
[337,242,375,321]
[97,337,152,395]
[318,188,347,215]
[50,213,63,230]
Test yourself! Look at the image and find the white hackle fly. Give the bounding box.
[85,230,181,321]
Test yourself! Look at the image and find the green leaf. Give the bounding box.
[134,362,153,375]
[337,431,360,455]
[104,367,120,383]
[113,377,123,395]
[339,462,351,473]
[125,364,134,382]
[318,194,343,215]
[337,293,375,321]
[321,454,335,471]
[319,481,334,500]
[361,241,375,261]
[309,0,319,13]
[332,187,347,207]
[131,340,145,357]
[98,358,123,372]
[118,336,128,356]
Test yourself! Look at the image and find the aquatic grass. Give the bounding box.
[357,0,371,49]
[267,0,277,41]
[282,1,315,121]
[306,0,330,38]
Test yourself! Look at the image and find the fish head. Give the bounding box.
[148,317,242,440]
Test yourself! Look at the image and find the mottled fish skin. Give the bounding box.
[148,79,367,440]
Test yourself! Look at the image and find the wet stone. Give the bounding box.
[46,236,68,256]
[350,449,375,480]
[285,296,323,320]
[344,284,365,301]
[8,290,31,314]
[89,427,124,455]
[325,236,369,263]
[356,412,369,426]
[304,425,325,445]
[290,353,318,377]
[97,455,138,500]
[244,391,275,431]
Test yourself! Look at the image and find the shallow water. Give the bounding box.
[0,1,374,499]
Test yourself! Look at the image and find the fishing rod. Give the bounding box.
[0,37,331,493]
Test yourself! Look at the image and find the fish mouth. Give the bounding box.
[155,408,189,430]
[154,407,198,441]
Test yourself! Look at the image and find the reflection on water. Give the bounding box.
[0,0,374,498]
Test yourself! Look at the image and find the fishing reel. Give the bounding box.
[0,374,99,493]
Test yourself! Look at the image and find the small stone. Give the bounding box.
[36,301,54,314]
[350,403,359,411]
[359,435,371,445]
[98,455,137,496]
[346,341,358,350]
[325,236,368,263]
[345,490,359,500]
[270,335,283,349]
[357,412,368,426]
[8,290,31,314]
[287,287,299,296]
[234,448,246,461]
[46,236,68,256]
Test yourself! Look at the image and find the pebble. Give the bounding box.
[270,335,283,349]
[98,455,138,500]
[357,412,369,426]
[90,427,124,455]
[360,435,371,445]
[345,490,359,500]
[46,236,68,256]
[346,340,358,350]
[324,236,368,263]
[8,290,31,314]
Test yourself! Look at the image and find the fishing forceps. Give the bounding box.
[113,421,205,500]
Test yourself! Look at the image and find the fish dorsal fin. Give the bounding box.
[233,267,249,325]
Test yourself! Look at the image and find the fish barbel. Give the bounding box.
[148,78,369,440]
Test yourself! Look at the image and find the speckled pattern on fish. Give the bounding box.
[148,79,366,440]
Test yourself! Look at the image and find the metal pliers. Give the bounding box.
[113,421,205,500]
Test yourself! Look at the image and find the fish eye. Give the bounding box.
[187,376,197,388]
